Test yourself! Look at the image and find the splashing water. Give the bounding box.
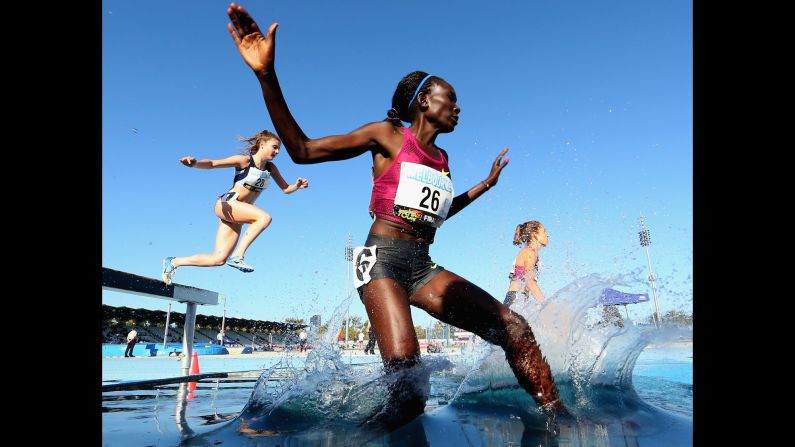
[451,272,691,418]
[238,287,456,434]
[235,272,690,436]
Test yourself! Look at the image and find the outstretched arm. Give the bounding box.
[227,3,383,164]
[180,154,249,169]
[446,147,510,219]
[268,163,309,194]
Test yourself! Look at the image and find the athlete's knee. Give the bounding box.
[255,212,272,227]
[210,256,227,266]
[379,331,422,358]
[503,310,534,346]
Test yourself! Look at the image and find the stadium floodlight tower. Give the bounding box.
[639,215,662,328]
[345,233,353,347]
[221,295,227,341]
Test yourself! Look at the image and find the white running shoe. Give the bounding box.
[226,256,254,273]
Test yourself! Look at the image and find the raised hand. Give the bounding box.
[180,156,197,167]
[485,147,510,187]
[295,177,309,189]
[227,3,279,76]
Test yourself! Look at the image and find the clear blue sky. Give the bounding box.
[102,0,692,329]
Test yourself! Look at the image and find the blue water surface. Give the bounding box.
[102,343,692,446]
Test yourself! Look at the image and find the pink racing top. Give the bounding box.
[510,261,539,282]
[369,128,452,226]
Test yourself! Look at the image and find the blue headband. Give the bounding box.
[407,74,434,110]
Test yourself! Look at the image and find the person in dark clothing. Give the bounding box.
[364,325,377,354]
[124,328,138,357]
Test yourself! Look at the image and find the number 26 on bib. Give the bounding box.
[393,162,454,228]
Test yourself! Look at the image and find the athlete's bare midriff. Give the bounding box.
[227,183,262,204]
[369,216,437,244]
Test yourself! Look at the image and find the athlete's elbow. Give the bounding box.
[286,152,311,164]
[282,144,312,164]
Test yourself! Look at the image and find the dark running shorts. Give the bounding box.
[355,233,445,300]
[218,190,240,203]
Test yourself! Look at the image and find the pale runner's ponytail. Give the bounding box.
[513,221,543,246]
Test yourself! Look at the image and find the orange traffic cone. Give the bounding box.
[190,351,201,374]
[187,351,201,393]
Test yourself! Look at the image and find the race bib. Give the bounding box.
[393,162,454,228]
[353,245,377,289]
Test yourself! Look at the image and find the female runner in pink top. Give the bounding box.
[505,221,549,307]
[227,3,568,429]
